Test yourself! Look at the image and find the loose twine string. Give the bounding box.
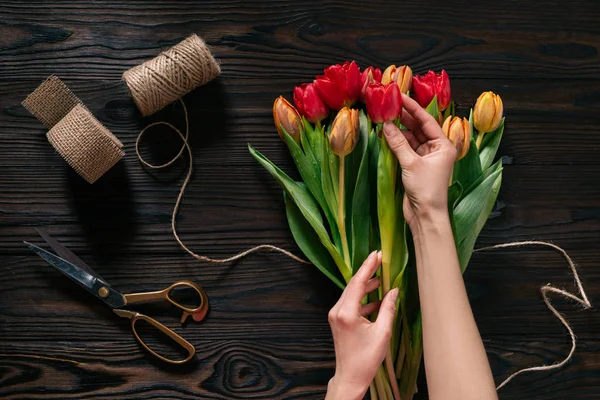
[135,99,309,265]
[473,241,592,390]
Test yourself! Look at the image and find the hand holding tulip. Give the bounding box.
[326,251,399,400]
[383,94,457,226]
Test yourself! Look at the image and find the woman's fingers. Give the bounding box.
[343,251,382,306]
[401,94,444,140]
[360,301,382,317]
[365,276,381,294]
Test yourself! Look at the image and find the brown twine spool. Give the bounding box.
[22,76,124,184]
[122,34,221,116]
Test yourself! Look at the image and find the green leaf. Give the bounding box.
[478,118,505,170]
[285,192,345,289]
[454,164,503,272]
[320,132,341,250]
[346,111,369,259]
[368,129,381,247]
[282,129,327,212]
[377,137,398,291]
[303,118,324,167]
[249,144,351,282]
[425,96,439,119]
[453,136,483,198]
[390,184,408,289]
[447,181,464,248]
[350,128,374,274]
[293,126,342,251]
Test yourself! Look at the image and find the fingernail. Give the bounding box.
[390,288,399,302]
[377,250,382,259]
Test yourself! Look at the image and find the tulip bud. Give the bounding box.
[473,91,503,134]
[314,61,362,110]
[365,82,402,124]
[273,96,303,144]
[329,107,360,156]
[360,66,382,101]
[412,70,451,111]
[293,83,329,124]
[382,65,413,94]
[442,116,471,161]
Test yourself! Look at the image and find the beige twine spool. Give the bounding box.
[122,34,221,116]
[22,76,124,184]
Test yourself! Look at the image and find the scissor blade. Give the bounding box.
[35,228,103,280]
[24,242,126,309]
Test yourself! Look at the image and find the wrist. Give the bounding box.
[409,206,450,238]
[325,375,368,400]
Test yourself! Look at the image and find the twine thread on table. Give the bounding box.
[473,241,592,390]
[134,100,309,265]
[122,34,221,116]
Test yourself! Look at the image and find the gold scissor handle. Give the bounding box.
[113,309,195,364]
[123,280,209,323]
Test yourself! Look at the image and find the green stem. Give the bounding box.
[405,344,423,400]
[316,120,322,130]
[370,382,379,400]
[385,349,401,400]
[476,131,484,148]
[395,330,406,379]
[338,154,351,269]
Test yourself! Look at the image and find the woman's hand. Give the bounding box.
[383,93,457,227]
[325,251,399,400]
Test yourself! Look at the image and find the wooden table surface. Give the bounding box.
[1,1,600,399]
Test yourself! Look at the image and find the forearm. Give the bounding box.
[411,209,497,400]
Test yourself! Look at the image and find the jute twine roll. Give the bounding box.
[22,76,124,184]
[47,104,125,184]
[122,34,221,116]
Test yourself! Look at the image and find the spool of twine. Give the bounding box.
[22,76,124,184]
[122,34,221,116]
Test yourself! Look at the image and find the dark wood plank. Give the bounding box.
[1,0,600,399]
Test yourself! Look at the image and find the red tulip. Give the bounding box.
[412,70,451,111]
[314,61,362,110]
[365,82,402,124]
[293,83,329,123]
[360,66,382,101]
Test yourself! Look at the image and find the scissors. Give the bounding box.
[24,229,209,364]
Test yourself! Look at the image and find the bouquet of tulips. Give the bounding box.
[248,61,504,399]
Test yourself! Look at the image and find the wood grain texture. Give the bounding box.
[1,0,600,398]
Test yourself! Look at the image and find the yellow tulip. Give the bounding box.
[442,116,471,161]
[329,107,360,157]
[473,91,503,148]
[273,96,303,144]
[382,65,413,94]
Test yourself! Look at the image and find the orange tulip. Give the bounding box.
[329,108,360,156]
[273,96,303,144]
[442,116,471,161]
[382,65,413,94]
[473,91,503,148]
